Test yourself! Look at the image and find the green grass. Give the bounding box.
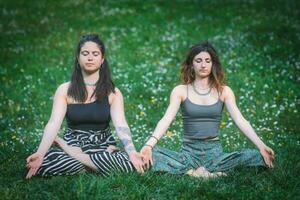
[1,0,300,199]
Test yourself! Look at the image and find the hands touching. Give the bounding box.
[128,151,144,174]
[140,145,153,170]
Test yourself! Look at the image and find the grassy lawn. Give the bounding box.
[1,0,299,199]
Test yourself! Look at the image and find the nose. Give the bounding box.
[87,55,93,61]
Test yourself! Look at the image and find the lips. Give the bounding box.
[86,63,95,66]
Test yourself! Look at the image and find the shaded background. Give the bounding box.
[0,0,299,199]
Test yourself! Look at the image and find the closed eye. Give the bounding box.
[92,51,100,56]
[195,58,202,63]
[81,51,89,56]
[205,58,211,63]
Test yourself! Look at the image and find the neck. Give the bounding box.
[193,77,210,89]
[82,69,99,84]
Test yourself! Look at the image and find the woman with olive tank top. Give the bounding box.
[140,42,275,177]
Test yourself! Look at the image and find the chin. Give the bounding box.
[84,68,100,74]
[198,74,210,78]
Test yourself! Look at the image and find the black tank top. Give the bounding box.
[66,97,110,131]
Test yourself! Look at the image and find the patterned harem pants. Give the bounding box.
[152,138,266,174]
[37,127,135,177]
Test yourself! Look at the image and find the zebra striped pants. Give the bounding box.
[37,127,135,177]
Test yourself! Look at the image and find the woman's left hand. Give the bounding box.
[259,145,275,168]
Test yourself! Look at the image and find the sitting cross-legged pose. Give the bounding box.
[26,34,144,179]
[141,42,275,178]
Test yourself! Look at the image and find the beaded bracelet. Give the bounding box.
[150,135,159,142]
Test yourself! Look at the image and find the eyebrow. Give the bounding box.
[80,50,101,53]
[194,58,211,61]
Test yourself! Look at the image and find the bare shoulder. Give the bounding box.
[57,82,70,91]
[109,87,122,104]
[55,82,70,96]
[172,84,186,94]
[171,84,187,100]
[50,82,70,104]
[220,85,235,101]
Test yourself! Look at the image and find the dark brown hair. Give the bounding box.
[180,41,225,92]
[68,34,115,102]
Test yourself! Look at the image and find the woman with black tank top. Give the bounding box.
[26,34,144,179]
[140,42,275,177]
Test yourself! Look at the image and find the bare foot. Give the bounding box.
[54,136,83,156]
[53,138,98,171]
[106,145,119,153]
[186,167,226,179]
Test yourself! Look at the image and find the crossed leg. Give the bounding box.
[54,137,98,171]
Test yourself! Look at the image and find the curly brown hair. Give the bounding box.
[180,41,225,93]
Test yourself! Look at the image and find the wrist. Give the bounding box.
[146,135,159,147]
[128,150,138,156]
[144,144,153,150]
[36,149,46,157]
[258,144,267,151]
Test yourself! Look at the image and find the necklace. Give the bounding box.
[84,82,97,86]
[192,82,212,96]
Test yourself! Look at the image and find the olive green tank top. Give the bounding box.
[180,86,224,140]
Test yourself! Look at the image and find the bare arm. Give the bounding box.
[144,86,183,148]
[223,86,275,167]
[110,88,144,172]
[110,88,136,154]
[223,86,265,148]
[36,84,68,156]
[26,83,68,178]
[140,86,183,168]
[146,86,182,147]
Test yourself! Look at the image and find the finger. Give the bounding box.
[133,163,140,173]
[26,168,34,179]
[268,148,274,155]
[136,165,142,174]
[141,155,147,164]
[27,167,38,179]
[263,156,269,167]
[142,159,148,169]
[150,156,153,166]
[26,155,33,163]
[26,172,30,179]
[25,170,30,179]
[268,156,274,168]
[139,165,144,174]
[147,159,150,169]
[138,160,145,172]
[32,167,39,177]
[269,148,275,156]
[270,154,275,161]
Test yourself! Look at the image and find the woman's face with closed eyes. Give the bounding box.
[78,41,104,74]
[192,51,212,78]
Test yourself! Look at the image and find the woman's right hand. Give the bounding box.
[140,145,153,169]
[26,152,44,179]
